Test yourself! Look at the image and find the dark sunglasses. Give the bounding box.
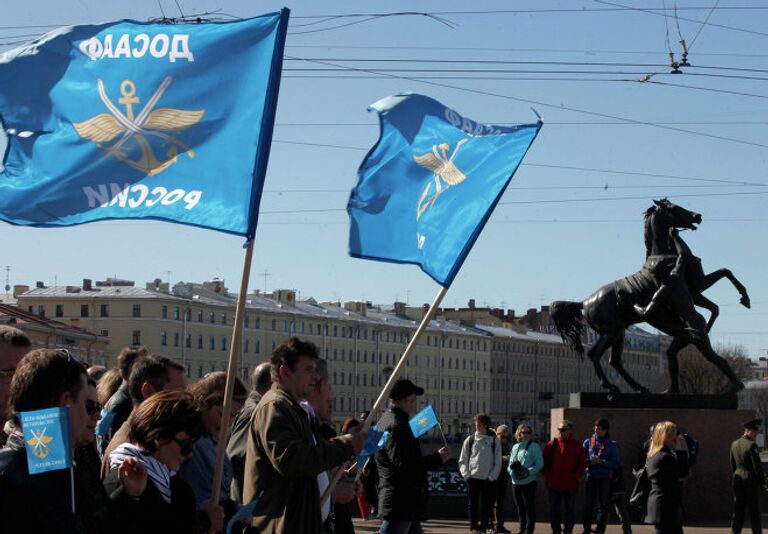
[85,399,102,416]
[171,436,197,456]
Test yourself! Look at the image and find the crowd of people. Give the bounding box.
[0,326,764,534]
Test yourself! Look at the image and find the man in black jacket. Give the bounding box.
[375,379,450,534]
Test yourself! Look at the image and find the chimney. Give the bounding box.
[83,278,92,291]
[468,299,476,309]
[12,285,30,298]
[393,301,406,317]
[36,281,45,289]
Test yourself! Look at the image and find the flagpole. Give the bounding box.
[70,467,75,513]
[210,240,255,507]
[437,423,448,449]
[321,284,449,506]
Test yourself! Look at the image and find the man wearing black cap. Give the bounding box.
[375,378,450,534]
[730,418,765,534]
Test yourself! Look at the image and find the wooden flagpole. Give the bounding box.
[210,240,255,508]
[320,284,449,506]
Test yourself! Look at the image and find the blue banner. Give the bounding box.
[355,428,390,469]
[409,404,439,438]
[0,10,288,239]
[349,93,541,286]
[20,407,73,474]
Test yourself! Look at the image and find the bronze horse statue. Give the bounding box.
[551,199,750,394]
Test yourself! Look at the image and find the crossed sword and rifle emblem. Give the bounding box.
[27,427,54,460]
[73,77,204,176]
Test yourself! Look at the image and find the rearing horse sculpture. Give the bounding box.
[551,199,750,394]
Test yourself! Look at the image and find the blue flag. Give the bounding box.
[20,407,73,474]
[0,10,288,239]
[409,404,439,438]
[226,497,259,534]
[355,428,390,469]
[349,93,541,286]
[94,408,115,438]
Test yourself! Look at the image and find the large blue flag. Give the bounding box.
[349,93,541,286]
[0,10,288,239]
[409,404,439,438]
[20,407,73,474]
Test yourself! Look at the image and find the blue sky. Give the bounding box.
[1,1,767,359]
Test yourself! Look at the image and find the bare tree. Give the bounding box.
[677,343,752,394]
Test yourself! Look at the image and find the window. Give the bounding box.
[244,315,249,328]
[244,339,249,353]
[271,319,276,331]
[197,335,203,349]
[221,312,227,325]
[55,304,64,317]
[37,305,45,318]
[160,331,167,346]
[209,312,215,324]
[132,304,141,318]
[27,305,33,313]
[221,337,227,351]
[174,306,180,320]
[255,318,260,329]
[173,332,179,347]
[185,334,191,348]
[80,304,89,317]
[197,310,203,322]
[184,309,191,321]
[209,336,215,350]
[162,305,168,319]
[255,340,260,354]
[100,304,109,317]
[132,330,141,345]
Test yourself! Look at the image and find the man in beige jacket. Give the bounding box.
[243,337,366,533]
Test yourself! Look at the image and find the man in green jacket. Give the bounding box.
[243,338,366,533]
[730,418,765,534]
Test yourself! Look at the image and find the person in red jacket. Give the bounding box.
[543,420,586,534]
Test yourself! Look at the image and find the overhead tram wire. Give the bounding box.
[284,55,768,150]
[270,140,768,188]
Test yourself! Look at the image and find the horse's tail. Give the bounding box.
[550,300,585,358]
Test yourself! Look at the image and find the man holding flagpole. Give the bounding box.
[243,338,367,533]
[375,378,450,534]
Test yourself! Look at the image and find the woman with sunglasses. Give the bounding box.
[104,389,224,534]
[509,424,543,534]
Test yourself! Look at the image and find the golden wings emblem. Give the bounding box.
[73,77,204,176]
[27,427,54,459]
[413,138,469,220]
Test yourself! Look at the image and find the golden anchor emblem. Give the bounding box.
[73,77,205,176]
[27,427,54,460]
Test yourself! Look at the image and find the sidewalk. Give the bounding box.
[352,519,735,533]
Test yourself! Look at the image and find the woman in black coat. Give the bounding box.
[645,421,690,534]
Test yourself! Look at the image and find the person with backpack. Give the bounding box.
[543,420,586,534]
[582,418,620,534]
[509,423,544,534]
[460,413,503,534]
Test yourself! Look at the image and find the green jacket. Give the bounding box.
[730,435,765,487]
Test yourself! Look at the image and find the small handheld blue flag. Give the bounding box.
[355,428,390,469]
[95,408,116,438]
[20,407,73,474]
[226,497,260,534]
[0,10,288,239]
[349,93,541,286]
[409,404,439,438]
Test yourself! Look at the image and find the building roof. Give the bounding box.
[0,303,102,339]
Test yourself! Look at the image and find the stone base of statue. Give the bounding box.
[551,393,754,522]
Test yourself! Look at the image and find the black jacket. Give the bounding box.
[0,431,82,533]
[74,444,124,534]
[99,384,132,455]
[374,406,442,521]
[104,466,210,534]
[645,446,689,526]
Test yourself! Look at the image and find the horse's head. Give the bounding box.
[650,198,702,231]
[644,199,702,256]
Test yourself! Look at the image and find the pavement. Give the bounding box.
[352,518,735,533]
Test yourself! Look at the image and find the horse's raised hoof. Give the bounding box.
[740,295,751,309]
